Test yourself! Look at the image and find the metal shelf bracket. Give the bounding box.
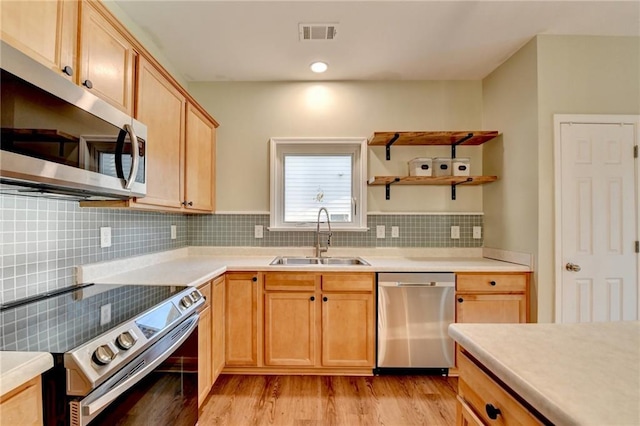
[385,133,400,161]
[451,177,473,200]
[451,133,474,159]
[385,177,400,200]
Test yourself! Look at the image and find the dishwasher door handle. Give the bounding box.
[397,282,437,287]
[379,281,455,288]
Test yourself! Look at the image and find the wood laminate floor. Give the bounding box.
[199,375,458,426]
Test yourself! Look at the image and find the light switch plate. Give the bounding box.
[450,226,460,239]
[391,226,399,238]
[171,225,177,240]
[473,226,482,239]
[254,225,264,239]
[100,227,112,248]
[376,225,386,239]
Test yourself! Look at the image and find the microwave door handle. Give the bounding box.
[115,128,126,182]
[123,124,140,190]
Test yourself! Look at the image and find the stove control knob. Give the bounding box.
[190,291,202,302]
[115,331,137,350]
[92,344,116,366]
[180,296,193,309]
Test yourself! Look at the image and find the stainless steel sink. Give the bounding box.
[270,256,370,266]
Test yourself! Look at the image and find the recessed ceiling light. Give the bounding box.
[310,61,328,73]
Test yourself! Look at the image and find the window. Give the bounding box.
[269,137,367,231]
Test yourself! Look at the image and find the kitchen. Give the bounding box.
[1,1,639,425]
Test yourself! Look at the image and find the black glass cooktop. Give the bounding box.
[0,284,184,353]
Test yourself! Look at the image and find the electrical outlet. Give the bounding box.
[391,226,399,238]
[254,225,264,239]
[473,226,482,239]
[100,227,111,248]
[100,304,111,325]
[376,225,386,239]
[450,226,460,239]
[171,225,177,240]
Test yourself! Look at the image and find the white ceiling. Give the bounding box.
[114,1,640,82]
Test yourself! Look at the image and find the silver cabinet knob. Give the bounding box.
[565,263,581,272]
[92,344,116,365]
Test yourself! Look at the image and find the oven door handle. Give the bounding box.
[80,315,198,418]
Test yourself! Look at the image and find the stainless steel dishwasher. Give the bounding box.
[376,272,455,374]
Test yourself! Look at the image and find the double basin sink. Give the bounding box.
[270,256,370,266]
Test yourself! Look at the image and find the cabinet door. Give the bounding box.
[1,0,77,80]
[264,292,317,366]
[134,56,185,209]
[225,273,259,366]
[197,304,212,408]
[456,294,527,323]
[184,103,216,212]
[212,275,225,381]
[0,376,43,426]
[321,293,374,367]
[79,1,135,114]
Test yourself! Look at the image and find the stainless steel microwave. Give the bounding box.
[0,41,147,201]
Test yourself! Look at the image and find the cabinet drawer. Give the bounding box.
[458,351,542,425]
[264,272,318,291]
[457,273,527,293]
[322,273,374,292]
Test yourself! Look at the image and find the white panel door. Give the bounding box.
[559,122,637,322]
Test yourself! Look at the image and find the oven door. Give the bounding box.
[70,315,199,426]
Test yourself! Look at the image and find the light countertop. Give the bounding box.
[77,246,530,287]
[0,352,53,396]
[449,321,640,426]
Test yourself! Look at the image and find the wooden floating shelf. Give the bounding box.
[368,131,499,147]
[368,176,498,186]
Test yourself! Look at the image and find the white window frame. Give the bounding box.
[269,137,368,231]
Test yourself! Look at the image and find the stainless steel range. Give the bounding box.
[0,283,204,426]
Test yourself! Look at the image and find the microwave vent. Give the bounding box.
[299,23,338,41]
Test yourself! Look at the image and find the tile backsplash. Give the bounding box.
[0,194,482,304]
[188,214,483,248]
[0,195,187,304]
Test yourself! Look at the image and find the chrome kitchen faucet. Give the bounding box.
[315,207,332,258]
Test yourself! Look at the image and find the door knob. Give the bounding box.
[565,263,581,272]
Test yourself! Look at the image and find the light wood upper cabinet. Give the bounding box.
[78,0,136,115]
[134,57,185,210]
[225,272,260,367]
[0,0,77,81]
[184,103,216,212]
[212,275,226,382]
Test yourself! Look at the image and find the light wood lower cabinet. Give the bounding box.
[262,272,374,371]
[0,376,43,426]
[225,272,260,367]
[321,291,374,367]
[457,349,543,425]
[211,275,226,382]
[197,281,213,408]
[456,272,529,324]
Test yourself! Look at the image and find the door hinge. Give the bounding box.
[636,241,639,253]
[635,145,638,158]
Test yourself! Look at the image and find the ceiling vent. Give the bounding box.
[299,23,338,41]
